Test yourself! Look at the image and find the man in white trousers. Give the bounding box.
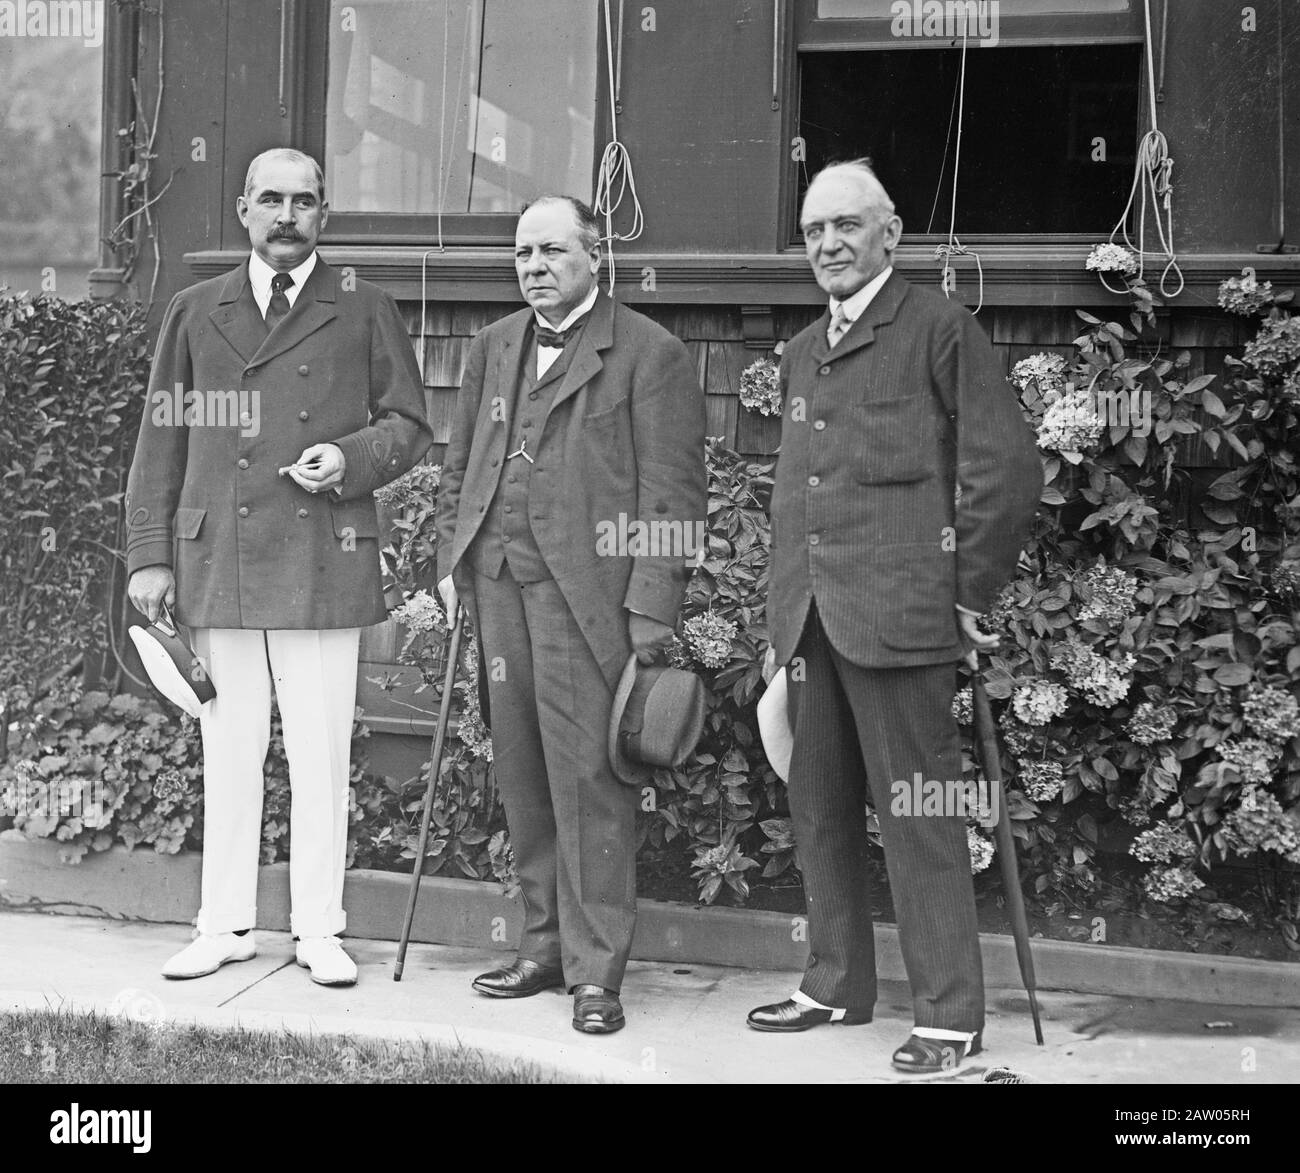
[125,148,432,984]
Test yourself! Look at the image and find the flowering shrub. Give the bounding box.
[738,356,782,417]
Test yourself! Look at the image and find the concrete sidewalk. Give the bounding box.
[1,911,1297,1083]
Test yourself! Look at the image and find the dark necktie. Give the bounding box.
[265,272,293,331]
[535,313,589,349]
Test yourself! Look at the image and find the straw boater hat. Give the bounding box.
[607,654,707,785]
[127,603,216,719]
[757,666,793,783]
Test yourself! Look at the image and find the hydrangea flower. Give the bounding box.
[1078,565,1139,626]
[967,826,994,874]
[1012,679,1069,726]
[951,687,973,725]
[1221,784,1300,863]
[1217,737,1283,786]
[1218,275,1274,316]
[391,590,446,635]
[1009,353,1069,395]
[1241,684,1300,744]
[682,612,738,669]
[1131,819,1198,864]
[738,356,783,417]
[1143,864,1205,902]
[1242,316,1300,378]
[1086,243,1138,275]
[1270,560,1300,600]
[1050,639,1135,708]
[1036,389,1105,460]
[1018,759,1065,803]
[1127,701,1177,746]
[999,711,1038,758]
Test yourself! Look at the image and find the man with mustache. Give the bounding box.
[436,196,706,1033]
[125,148,433,985]
[748,161,1040,1073]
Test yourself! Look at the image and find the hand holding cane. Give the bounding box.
[394,602,465,981]
[967,644,1046,1045]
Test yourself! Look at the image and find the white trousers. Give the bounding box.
[190,627,360,939]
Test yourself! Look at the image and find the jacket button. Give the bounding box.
[237,458,249,470]
[504,505,513,514]
[820,366,831,375]
[298,365,309,375]
[299,410,309,421]
[297,508,309,518]
[238,506,250,518]
[245,367,258,376]
[240,413,253,426]
[522,420,533,429]
[813,419,827,431]
[490,458,499,467]
[529,392,538,400]
[809,533,820,546]
[808,475,820,487]
[502,535,512,543]
[507,475,517,484]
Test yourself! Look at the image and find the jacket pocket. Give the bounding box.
[855,395,932,485]
[173,507,206,540]
[329,497,380,539]
[874,544,959,651]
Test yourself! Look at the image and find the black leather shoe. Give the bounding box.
[471,959,565,998]
[572,984,625,1034]
[891,1030,983,1074]
[746,998,873,1033]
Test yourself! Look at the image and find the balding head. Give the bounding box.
[800,160,903,299]
[244,148,325,202]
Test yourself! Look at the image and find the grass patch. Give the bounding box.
[1,1008,583,1084]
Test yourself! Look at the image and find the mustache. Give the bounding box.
[268,228,305,241]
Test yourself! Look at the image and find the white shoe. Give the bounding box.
[295,936,358,986]
[162,932,257,979]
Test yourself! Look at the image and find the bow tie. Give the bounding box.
[535,315,588,349]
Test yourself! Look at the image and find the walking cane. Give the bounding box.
[394,603,465,981]
[969,649,1045,1045]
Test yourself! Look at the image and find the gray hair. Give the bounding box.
[243,148,325,202]
[808,158,896,221]
[520,194,602,253]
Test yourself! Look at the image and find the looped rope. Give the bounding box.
[1103,0,1184,299]
[936,20,984,314]
[593,0,644,293]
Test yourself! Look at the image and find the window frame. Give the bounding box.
[299,0,609,245]
[783,0,1149,249]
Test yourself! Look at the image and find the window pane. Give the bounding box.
[325,0,598,214]
[797,44,1141,235]
[817,1,1130,17]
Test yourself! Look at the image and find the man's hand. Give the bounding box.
[438,575,459,622]
[284,443,346,494]
[629,613,675,665]
[128,566,176,624]
[957,607,998,657]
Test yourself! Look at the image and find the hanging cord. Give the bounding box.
[420,3,475,376]
[933,20,984,314]
[593,0,644,293]
[1101,0,1184,298]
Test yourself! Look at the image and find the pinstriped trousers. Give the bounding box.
[788,604,984,1032]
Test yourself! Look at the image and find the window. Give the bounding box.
[792,0,1146,241]
[321,0,599,239]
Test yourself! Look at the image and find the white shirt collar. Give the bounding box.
[829,265,894,324]
[534,285,599,344]
[248,250,318,303]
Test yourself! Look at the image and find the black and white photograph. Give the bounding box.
[0,0,1296,1139]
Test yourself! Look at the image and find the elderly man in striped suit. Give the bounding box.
[747,161,1040,1073]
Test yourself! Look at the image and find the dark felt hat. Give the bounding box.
[608,654,706,785]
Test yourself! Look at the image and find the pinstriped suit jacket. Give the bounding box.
[769,271,1041,669]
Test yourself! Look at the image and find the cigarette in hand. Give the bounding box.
[279,461,321,477]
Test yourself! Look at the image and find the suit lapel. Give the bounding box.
[248,257,339,366]
[208,262,267,364]
[819,270,909,365]
[545,291,614,422]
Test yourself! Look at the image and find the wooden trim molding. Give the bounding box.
[184,246,1300,308]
